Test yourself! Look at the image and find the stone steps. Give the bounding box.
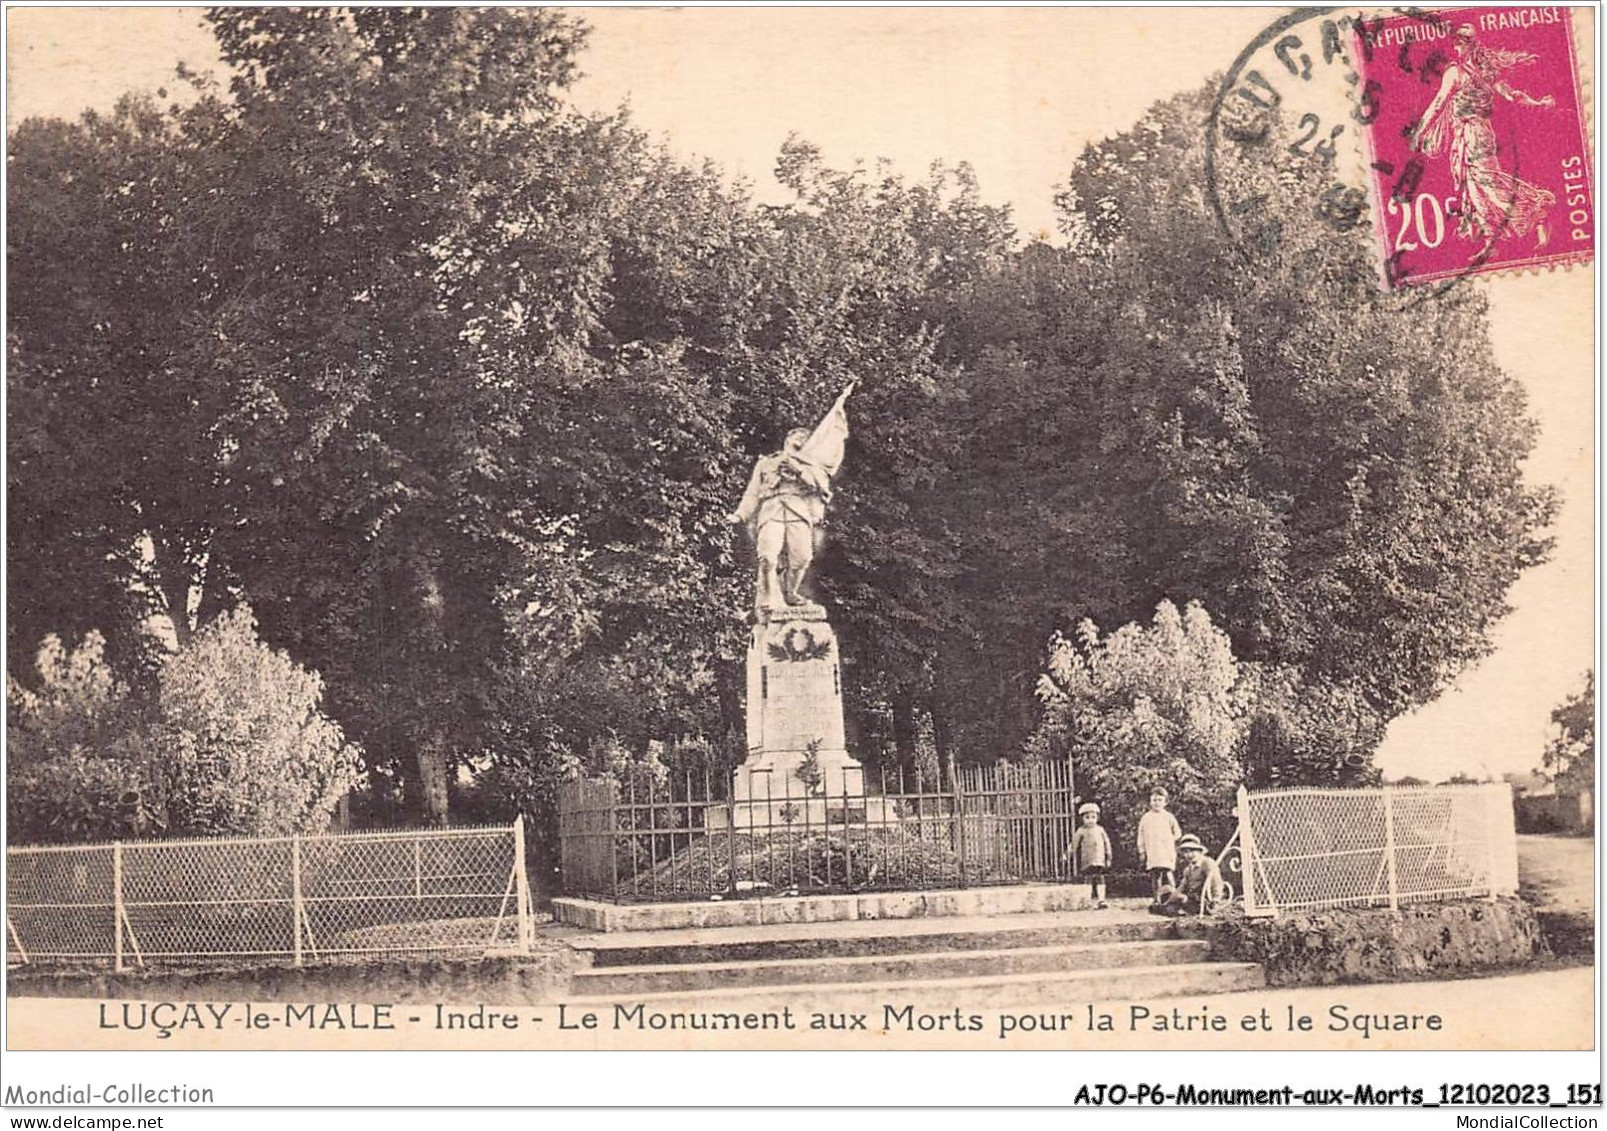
[559,906,1263,1011]
[564,960,1267,1014]
[573,937,1209,995]
[553,883,1094,932]
[571,907,1177,967]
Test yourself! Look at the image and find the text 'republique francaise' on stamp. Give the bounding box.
[1353,6,1593,287]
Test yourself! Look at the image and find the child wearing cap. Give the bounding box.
[1155,834,1228,917]
[1067,801,1112,908]
[1136,787,1182,902]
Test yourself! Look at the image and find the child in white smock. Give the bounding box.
[1135,787,1181,902]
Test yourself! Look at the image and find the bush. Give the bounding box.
[1028,600,1246,853]
[7,632,162,842]
[155,607,364,836]
[1207,897,1545,985]
[8,609,364,843]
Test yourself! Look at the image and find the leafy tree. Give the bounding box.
[7,92,248,673]
[7,633,158,843]
[8,10,757,823]
[7,23,1556,831]
[1029,600,1247,854]
[189,8,607,821]
[1052,85,1554,718]
[941,84,1552,770]
[8,611,361,843]
[1542,672,1594,792]
[1239,666,1383,789]
[156,607,364,835]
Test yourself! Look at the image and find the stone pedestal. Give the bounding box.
[725,603,887,829]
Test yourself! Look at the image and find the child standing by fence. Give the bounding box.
[1136,787,1181,902]
[1067,801,1112,908]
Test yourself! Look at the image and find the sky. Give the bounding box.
[5,6,1595,782]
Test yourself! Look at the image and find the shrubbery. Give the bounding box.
[1027,599,1383,861]
[7,608,364,844]
[1207,898,1545,985]
[1028,600,1247,851]
[7,633,159,841]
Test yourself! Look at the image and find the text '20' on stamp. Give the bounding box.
[1354,6,1593,287]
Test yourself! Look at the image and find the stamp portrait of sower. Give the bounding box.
[1352,5,1591,285]
[1408,23,1558,258]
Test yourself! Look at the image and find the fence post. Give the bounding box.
[606,777,625,904]
[1236,786,1277,918]
[1383,788,1399,911]
[1236,788,1254,916]
[513,817,533,955]
[112,841,125,973]
[291,835,304,967]
[5,912,29,965]
[1483,783,1501,901]
[724,765,738,898]
[947,755,968,887]
[1066,757,1076,880]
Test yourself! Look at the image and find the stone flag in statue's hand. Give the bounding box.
[794,379,856,486]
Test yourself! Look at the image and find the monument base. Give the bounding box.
[702,750,893,830]
[706,795,900,831]
[721,743,895,830]
[728,598,896,829]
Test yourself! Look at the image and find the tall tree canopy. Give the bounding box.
[1542,672,1594,792]
[7,11,1554,837]
[927,88,1554,764]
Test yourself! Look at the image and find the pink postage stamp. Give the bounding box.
[1354,6,1593,287]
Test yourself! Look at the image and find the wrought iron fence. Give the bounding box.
[6,821,533,969]
[1237,783,1519,916]
[558,758,1076,902]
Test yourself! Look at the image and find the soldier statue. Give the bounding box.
[726,380,857,610]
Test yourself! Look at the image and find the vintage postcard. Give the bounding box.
[2,3,1598,1113]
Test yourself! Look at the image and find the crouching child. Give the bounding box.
[1154,834,1228,917]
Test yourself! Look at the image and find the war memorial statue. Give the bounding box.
[723,380,882,826]
[726,378,857,611]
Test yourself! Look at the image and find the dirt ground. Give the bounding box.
[1516,832,1594,958]
[1517,833,1594,912]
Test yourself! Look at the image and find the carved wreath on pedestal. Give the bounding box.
[766,623,833,663]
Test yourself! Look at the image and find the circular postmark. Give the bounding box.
[1204,6,1373,265]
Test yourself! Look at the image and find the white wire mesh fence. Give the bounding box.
[1238,783,1519,916]
[6,821,533,968]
